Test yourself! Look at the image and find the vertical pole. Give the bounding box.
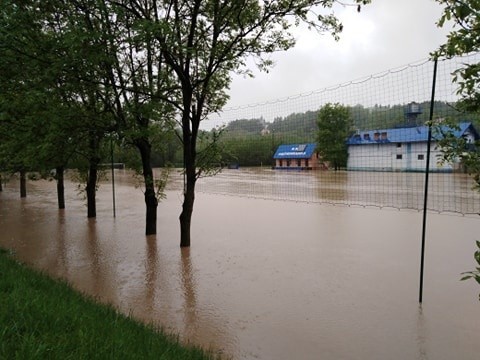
[111,136,116,218]
[419,58,438,303]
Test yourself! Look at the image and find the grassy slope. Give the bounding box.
[0,249,216,359]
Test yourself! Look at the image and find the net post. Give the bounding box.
[111,135,116,218]
[419,58,438,303]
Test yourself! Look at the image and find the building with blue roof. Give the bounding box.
[273,143,323,170]
[346,122,479,172]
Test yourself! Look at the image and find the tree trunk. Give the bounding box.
[86,159,98,218]
[136,138,158,235]
[180,143,196,247]
[0,174,3,192]
[20,170,26,198]
[56,166,65,209]
[179,175,195,247]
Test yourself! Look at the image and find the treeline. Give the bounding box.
[214,101,480,167]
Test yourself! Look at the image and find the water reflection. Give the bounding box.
[180,248,199,338]
[416,306,428,360]
[144,235,158,315]
[315,171,348,201]
[53,211,68,276]
[85,219,102,295]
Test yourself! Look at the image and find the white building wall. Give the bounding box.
[347,142,454,171]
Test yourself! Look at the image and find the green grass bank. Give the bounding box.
[0,248,218,359]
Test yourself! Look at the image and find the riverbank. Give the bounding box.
[0,248,217,359]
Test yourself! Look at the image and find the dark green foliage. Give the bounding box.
[270,111,318,138]
[435,1,480,298]
[316,103,352,170]
[435,0,480,112]
[225,118,266,135]
[0,250,217,359]
[221,135,278,167]
[0,0,371,243]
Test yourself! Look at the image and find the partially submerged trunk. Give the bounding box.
[179,165,196,247]
[56,166,65,209]
[179,108,197,248]
[136,138,158,235]
[86,158,99,218]
[20,169,26,198]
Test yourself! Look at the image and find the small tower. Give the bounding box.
[404,102,422,126]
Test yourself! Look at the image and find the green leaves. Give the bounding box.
[316,103,352,170]
[435,0,480,111]
[460,239,480,300]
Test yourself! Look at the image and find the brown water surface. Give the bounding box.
[1,170,479,359]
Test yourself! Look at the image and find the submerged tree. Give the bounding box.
[151,0,371,247]
[316,103,352,170]
[0,0,117,215]
[1,0,371,246]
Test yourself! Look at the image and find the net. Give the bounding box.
[196,54,480,214]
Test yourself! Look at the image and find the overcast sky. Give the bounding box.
[225,0,452,109]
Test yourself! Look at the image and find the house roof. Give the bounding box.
[273,143,316,159]
[346,122,478,145]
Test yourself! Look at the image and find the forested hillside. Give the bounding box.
[114,101,479,169]
[215,101,479,167]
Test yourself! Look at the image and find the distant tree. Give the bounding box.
[220,135,277,167]
[316,103,352,170]
[271,111,318,138]
[225,118,266,135]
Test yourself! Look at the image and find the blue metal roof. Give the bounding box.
[346,122,478,145]
[273,143,317,159]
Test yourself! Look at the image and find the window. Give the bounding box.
[397,143,402,148]
[418,154,425,160]
[396,154,403,160]
[279,160,283,167]
[286,160,291,167]
[297,159,301,167]
[364,133,370,140]
[305,159,309,168]
[296,144,307,152]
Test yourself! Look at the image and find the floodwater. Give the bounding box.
[1,169,479,360]
[196,168,480,214]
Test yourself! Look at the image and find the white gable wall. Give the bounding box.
[347,142,455,172]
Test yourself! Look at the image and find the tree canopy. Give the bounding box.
[435,0,480,112]
[0,0,372,246]
[316,103,352,170]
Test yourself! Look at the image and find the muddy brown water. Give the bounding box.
[1,169,479,359]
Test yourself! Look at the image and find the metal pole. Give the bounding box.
[419,58,438,303]
[111,136,116,218]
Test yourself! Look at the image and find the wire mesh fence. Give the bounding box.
[196,53,480,215]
